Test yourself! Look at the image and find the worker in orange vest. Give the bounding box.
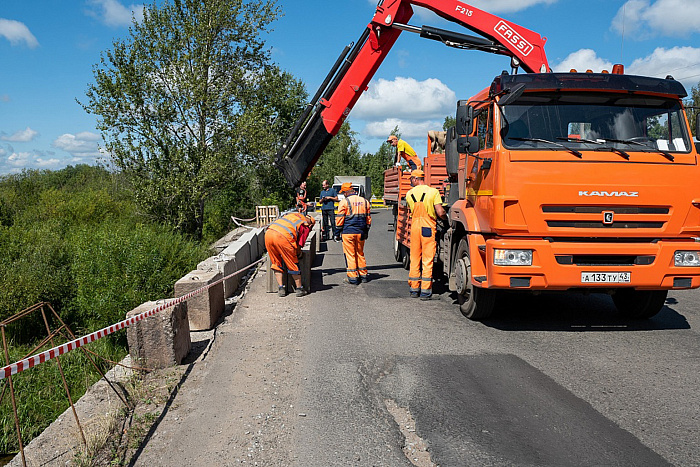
[336,182,372,284]
[265,211,315,297]
[406,169,447,300]
[387,135,422,171]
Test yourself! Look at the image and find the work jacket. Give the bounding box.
[336,194,371,235]
[268,212,308,244]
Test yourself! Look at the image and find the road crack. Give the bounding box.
[384,399,437,467]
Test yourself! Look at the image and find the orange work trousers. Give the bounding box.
[342,233,367,284]
[265,229,300,275]
[408,223,436,297]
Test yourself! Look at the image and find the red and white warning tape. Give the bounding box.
[0,257,265,381]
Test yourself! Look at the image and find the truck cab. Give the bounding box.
[443,69,700,319]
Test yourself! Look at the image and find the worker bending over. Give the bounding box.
[265,211,314,297]
[336,182,372,284]
[387,135,422,171]
[406,169,447,300]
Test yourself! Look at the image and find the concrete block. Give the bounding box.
[313,219,322,252]
[240,230,259,261]
[223,238,251,270]
[255,227,266,255]
[300,236,313,292]
[126,300,190,369]
[198,254,239,298]
[174,269,224,331]
[266,256,294,293]
[306,230,317,265]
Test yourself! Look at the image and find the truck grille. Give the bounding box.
[542,205,670,229]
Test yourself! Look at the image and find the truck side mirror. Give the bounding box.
[457,135,480,154]
[696,116,700,144]
[456,104,473,136]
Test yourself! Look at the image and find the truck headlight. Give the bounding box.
[494,249,533,266]
[674,251,700,267]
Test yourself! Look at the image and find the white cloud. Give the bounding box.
[552,46,700,90]
[7,151,33,167]
[4,150,61,170]
[355,77,455,120]
[628,47,700,87]
[611,0,700,38]
[52,132,102,157]
[1,127,39,142]
[86,0,145,27]
[363,118,445,139]
[553,49,614,73]
[0,18,39,48]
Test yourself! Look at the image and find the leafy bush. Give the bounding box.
[70,221,207,333]
[0,165,209,453]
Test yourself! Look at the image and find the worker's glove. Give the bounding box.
[395,163,402,168]
[361,226,370,240]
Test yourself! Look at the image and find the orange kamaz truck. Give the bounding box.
[439,68,700,319]
[275,0,700,319]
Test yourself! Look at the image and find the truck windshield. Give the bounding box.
[501,92,691,154]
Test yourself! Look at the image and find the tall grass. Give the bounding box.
[0,165,209,453]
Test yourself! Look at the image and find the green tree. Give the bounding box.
[360,143,394,197]
[685,81,700,138]
[81,0,288,239]
[306,121,363,198]
[443,115,456,131]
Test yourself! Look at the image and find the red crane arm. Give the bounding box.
[276,0,549,187]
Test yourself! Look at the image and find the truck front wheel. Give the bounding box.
[454,239,495,320]
[612,289,667,319]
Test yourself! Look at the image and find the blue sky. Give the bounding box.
[2,0,700,175]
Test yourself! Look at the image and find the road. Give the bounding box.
[134,208,700,466]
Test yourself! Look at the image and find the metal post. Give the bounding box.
[40,306,86,447]
[1,325,26,467]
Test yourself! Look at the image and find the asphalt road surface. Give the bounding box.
[295,208,699,466]
[135,207,700,466]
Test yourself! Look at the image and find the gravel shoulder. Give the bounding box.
[128,263,310,466]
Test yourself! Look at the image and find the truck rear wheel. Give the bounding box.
[454,239,495,320]
[394,236,403,262]
[401,244,410,270]
[612,289,667,319]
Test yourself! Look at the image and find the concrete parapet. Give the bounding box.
[239,230,259,261]
[265,256,294,293]
[198,253,239,298]
[126,300,190,369]
[256,227,266,256]
[300,230,316,292]
[223,238,251,272]
[174,269,224,331]
[313,218,322,252]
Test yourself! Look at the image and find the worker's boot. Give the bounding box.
[278,286,287,297]
[295,287,308,297]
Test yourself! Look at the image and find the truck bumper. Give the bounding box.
[482,238,700,290]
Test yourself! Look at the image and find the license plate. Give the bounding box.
[581,272,631,283]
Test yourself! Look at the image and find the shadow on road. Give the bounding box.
[450,290,691,332]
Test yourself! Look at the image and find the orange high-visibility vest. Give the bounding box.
[268,212,307,243]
